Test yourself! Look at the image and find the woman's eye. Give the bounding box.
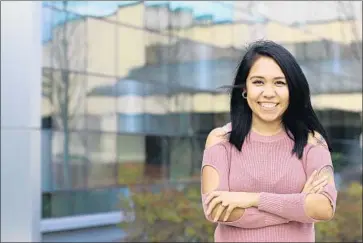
[252,80,263,85]
[276,81,286,86]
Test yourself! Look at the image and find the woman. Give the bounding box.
[201,40,337,242]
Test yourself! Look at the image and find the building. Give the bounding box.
[1,2,42,242]
[4,1,361,241]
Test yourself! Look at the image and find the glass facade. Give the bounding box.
[41,1,362,220]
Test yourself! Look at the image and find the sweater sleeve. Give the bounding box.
[257,145,338,223]
[201,143,290,228]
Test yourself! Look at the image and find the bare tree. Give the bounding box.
[337,1,362,61]
[42,0,87,189]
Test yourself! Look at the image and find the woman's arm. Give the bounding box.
[202,164,245,222]
[201,128,289,228]
[256,134,337,223]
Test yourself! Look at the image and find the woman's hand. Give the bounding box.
[204,191,260,222]
[302,170,328,194]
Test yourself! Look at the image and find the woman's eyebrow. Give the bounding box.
[249,76,285,80]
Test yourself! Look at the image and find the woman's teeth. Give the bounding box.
[259,102,277,108]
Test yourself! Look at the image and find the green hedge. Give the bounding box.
[315,182,362,242]
[119,182,362,242]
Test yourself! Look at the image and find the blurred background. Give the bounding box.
[1,1,362,242]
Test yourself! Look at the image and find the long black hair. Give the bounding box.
[226,40,332,159]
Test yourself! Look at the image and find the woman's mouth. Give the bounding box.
[258,102,278,111]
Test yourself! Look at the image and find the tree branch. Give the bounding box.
[337,1,361,61]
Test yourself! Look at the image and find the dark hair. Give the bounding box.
[226,40,332,159]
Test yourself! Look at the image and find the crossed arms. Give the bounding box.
[201,128,338,228]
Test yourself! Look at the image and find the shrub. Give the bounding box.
[315,182,362,242]
[331,152,349,173]
[119,182,362,242]
[119,183,214,242]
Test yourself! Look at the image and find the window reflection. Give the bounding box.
[41,2,362,221]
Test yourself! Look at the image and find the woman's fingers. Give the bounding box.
[205,191,220,205]
[306,176,328,193]
[306,170,318,186]
[312,179,328,193]
[207,197,222,215]
[316,187,325,193]
[213,203,226,222]
[312,176,328,187]
[303,170,318,192]
[310,176,328,192]
[223,204,236,222]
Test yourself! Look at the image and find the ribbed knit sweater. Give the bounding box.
[201,123,337,242]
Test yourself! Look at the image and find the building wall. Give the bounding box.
[1,2,42,241]
[40,1,362,225]
[42,2,362,119]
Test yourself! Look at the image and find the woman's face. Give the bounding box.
[244,56,289,125]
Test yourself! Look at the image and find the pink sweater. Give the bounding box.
[201,123,337,242]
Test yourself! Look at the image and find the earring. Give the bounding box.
[242,91,247,99]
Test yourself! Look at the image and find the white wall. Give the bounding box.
[1,2,42,242]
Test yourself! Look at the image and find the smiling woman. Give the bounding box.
[201,40,337,242]
[243,56,290,134]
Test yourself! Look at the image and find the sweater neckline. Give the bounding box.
[223,122,290,143]
[249,129,290,143]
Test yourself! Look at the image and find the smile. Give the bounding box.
[258,102,278,110]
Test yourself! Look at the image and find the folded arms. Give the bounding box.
[201,129,338,228]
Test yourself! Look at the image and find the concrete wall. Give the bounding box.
[1,2,42,241]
